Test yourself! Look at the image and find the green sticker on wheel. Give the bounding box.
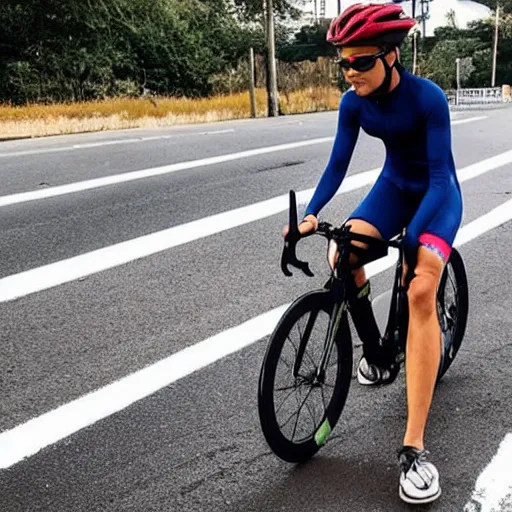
[314,418,331,446]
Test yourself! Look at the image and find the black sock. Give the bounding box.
[347,280,387,365]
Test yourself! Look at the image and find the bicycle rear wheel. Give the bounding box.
[258,289,352,463]
[436,248,469,381]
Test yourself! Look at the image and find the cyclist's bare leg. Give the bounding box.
[403,246,444,450]
[329,219,391,369]
[328,218,382,285]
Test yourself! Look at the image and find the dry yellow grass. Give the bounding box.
[279,86,341,115]
[0,87,341,139]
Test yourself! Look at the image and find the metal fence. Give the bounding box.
[446,86,512,106]
[456,87,503,104]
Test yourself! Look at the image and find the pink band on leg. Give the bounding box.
[418,233,452,263]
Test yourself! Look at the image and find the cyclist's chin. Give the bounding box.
[352,83,373,96]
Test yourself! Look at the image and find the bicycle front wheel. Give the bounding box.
[258,289,352,463]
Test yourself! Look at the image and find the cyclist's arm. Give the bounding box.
[304,91,360,218]
[405,85,452,247]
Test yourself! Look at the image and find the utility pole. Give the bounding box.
[249,47,257,118]
[419,0,431,43]
[420,0,427,40]
[412,30,418,75]
[319,0,326,20]
[491,2,500,87]
[456,57,461,106]
[266,0,279,117]
[411,0,417,74]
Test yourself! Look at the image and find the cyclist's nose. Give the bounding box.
[345,68,360,79]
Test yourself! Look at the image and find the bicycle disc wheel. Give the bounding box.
[258,289,352,463]
[436,248,469,381]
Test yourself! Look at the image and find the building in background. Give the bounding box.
[319,0,492,37]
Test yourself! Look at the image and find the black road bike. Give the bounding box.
[258,190,469,463]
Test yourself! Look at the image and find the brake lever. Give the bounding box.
[280,190,314,277]
[281,237,314,276]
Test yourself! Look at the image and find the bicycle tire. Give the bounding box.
[436,248,469,381]
[258,289,352,463]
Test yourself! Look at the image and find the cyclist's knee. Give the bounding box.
[407,252,443,316]
[408,274,436,315]
[343,218,382,270]
[329,245,367,287]
[351,267,367,288]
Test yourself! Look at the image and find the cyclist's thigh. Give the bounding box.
[347,175,414,241]
[340,176,413,278]
[418,176,463,265]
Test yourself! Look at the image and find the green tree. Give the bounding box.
[0,0,263,103]
[277,20,336,62]
[478,0,512,15]
[419,39,482,88]
[418,14,512,88]
[232,0,303,23]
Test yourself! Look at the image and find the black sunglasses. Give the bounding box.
[337,49,387,72]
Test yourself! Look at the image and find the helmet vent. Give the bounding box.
[346,19,367,37]
[377,13,401,23]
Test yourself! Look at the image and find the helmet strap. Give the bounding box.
[368,47,398,98]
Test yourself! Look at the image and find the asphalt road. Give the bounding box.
[0,107,511,512]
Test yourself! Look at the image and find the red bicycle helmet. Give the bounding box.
[327,3,417,47]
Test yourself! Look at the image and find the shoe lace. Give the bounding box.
[398,446,430,473]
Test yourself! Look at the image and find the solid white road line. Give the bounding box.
[1,147,512,303]
[0,168,380,303]
[451,116,487,125]
[0,137,333,207]
[464,433,512,512]
[0,116,486,207]
[0,115,484,160]
[0,196,511,469]
[0,129,236,158]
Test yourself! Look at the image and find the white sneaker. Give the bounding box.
[357,356,397,386]
[398,446,441,504]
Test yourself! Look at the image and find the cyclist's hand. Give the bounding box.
[282,215,318,239]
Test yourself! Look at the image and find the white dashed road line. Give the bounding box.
[1,148,512,303]
[0,195,511,470]
[0,137,333,207]
[0,129,236,158]
[0,116,486,207]
[464,433,512,512]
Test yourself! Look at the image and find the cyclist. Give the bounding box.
[283,2,463,505]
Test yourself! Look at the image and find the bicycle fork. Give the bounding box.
[292,279,347,385]
[316,297,346,383]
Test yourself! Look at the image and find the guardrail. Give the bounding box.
[446,85,511,106]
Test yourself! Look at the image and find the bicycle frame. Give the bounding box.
[282,190,409,381]
[380,235,409,363]
[315,228,408,380]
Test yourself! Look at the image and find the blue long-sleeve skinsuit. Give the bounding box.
[304,68,463,263]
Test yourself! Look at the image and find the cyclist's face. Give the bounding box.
[340,45,396,96]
